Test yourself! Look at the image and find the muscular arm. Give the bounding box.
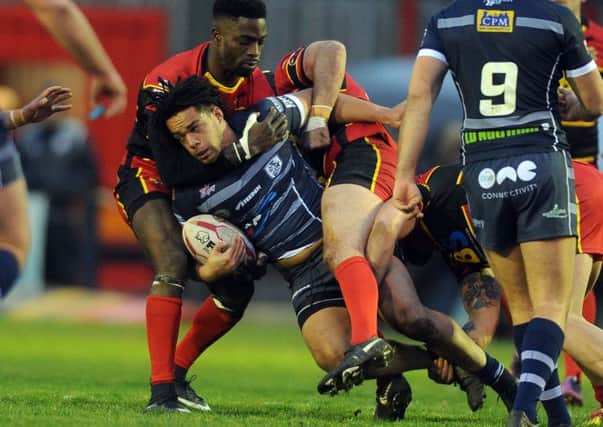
[301,40,346,114]
[25,0,127,117]
[460,268,502,349]
[563,70,603,121]
[291,89,404,129]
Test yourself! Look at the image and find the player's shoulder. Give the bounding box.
[142,43,208,91]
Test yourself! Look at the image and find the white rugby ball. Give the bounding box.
[182,214,256,265]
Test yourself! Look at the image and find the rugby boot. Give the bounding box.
[454,366,486,412]
[374,374,412,421]
[561,376,583,407]
[506,410,539,427]
[175,376,211,411]
[317,337,393,395]
[145,393,191,413]
[587,407,603,426]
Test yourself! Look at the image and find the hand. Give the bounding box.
[428,357,455,384]
[393,178,423,218]
[558,86,583,122]
[196,236,246,283]
[90,70,127,118]
[379,198,418,240]
[247,108,288,157]
[381,100,406,128]
[21,86,73,124]
[300,126,331,151]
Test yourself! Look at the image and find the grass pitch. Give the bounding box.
[0,314,597,426]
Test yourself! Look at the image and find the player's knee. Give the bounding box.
[312,344,345,371]
[210,279,255,319]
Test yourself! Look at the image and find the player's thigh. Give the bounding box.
[485,245,532,325]
[0,177,29,266]
[321,137,396,263]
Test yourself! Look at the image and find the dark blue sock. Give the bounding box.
[513,323,528,352]
[514,318,565,424]
[541,368,571,426]
[475,353,505,386]
[0,249,19,299]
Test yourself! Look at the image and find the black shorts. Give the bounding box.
[0,121,23,187]
[462,151,577,251]
[114,153,171,223]
[277,245,345,328]
[324,135,397,201]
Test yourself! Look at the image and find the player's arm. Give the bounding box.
[3,85,72,130]
[459,268,501,349]
[562,71,603,121]
[394,55,447,210]
[24,0,127,117]
[289,89,405,130]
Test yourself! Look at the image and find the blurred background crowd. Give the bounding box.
[1,0,602,326]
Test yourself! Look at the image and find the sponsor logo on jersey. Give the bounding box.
[465,126,540,144]
[264,155,283,178]
[542,204,568,219]
[483,0,513,6]
[477,9,514,33]
[236,185,262,211]
[478,168,496,189]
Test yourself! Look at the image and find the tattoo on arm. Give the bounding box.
[461,272,501,311]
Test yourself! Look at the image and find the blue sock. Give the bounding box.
[513,323,528,352]
[514,318,565,424]
[541,367,571,426]
[0,249,20,299]
[475,353,505,386]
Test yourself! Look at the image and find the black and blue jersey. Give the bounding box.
[420,0,596,162]
[173,94,324,262]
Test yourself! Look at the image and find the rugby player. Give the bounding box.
[552,0,603,413]
[158,75,517,420]
[0,85,73,298]
[113,0,351,412]
[389,1,603,426]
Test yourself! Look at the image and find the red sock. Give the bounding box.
[334,256,378,345]
[146,295,182,384]
[174,297,238,369]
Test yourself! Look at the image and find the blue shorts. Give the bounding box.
[461,151,576,251]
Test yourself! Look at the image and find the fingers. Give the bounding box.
[103,94,128,118]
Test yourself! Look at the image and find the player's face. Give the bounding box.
[167,106,226,164]
[214,17,267,77]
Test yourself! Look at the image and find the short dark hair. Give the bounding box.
[213,0,266,20]
[153,75,225,142]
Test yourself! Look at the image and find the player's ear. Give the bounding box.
[211,27,224,45]
[211,105,225,122]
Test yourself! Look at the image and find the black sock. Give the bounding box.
[150,382,176,399]
[175,365,188,382]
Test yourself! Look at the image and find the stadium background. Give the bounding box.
[0,0,602,326]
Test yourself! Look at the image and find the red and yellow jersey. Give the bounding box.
[125,41,275,187]
[560,17,603,163]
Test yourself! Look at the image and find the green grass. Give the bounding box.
[0,316,597,426]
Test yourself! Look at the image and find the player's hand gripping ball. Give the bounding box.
[182,214,256,265]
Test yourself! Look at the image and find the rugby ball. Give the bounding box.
[182,214,256,265]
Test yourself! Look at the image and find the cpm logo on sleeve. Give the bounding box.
[477,9,514,33]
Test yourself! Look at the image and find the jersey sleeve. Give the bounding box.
[559,8,597,77]
[417,14,448,65]
[254,95,306,135]
[274,47,312,95]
